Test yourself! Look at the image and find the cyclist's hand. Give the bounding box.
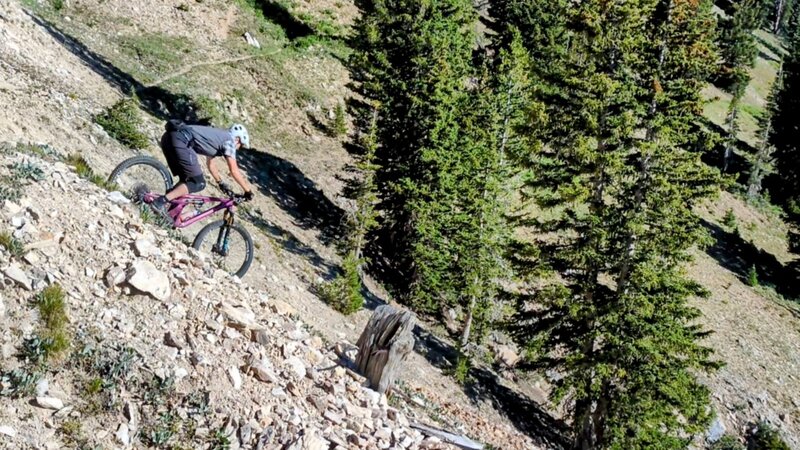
[218,181,234,196]
[243,191,254,201]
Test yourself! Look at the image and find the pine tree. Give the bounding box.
[350,0,477,310]
[718,0,766,171]
[770,29,800,245]
[747,63,782,200]
[500,0,723,448]
[451,32,540,348]
[320,107,381,315]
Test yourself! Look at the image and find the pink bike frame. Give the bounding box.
[143,192,236,228]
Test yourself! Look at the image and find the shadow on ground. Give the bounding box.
[238,147,345,246]
[413,327,571,450]
[28,11,350,277]
[249,0,313,40]
[702,219,800,300]
[28,12,213,123]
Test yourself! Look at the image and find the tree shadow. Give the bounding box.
[249,0,313,41]
[413,327,571,449]
[702,219,800,300]
[237,147,345,246]
[244,210,338,280]
[27,12,217,124]
[694,117,756,184]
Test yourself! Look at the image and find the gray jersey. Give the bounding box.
[185,125,237,159]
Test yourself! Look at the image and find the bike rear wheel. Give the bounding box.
[192,220,254,279]
[108,156,173,200]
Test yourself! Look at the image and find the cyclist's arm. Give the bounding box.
[206,156,223,184]
[225,156,252,193]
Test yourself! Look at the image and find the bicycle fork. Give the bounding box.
[213,210,235,257]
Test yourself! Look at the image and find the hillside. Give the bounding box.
[0,0,799,449]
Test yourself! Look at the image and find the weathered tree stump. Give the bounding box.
[355,305,415,394]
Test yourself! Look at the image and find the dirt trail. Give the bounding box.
[144,54,266,88]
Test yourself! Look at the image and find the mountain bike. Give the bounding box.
[108,156,254,278]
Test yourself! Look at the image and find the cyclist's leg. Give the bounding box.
[184,175,206,194]
[164,133,201,201]
[160,132,182,177]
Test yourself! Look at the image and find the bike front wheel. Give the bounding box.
[108,156,173,200]
[192,220,254,279]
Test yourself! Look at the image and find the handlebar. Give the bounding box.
[232,193,252,205]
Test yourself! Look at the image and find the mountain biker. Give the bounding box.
[151,120,255,216]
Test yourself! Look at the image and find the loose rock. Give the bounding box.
[126,259,170,300]
[228,367,243,390]
[35,397,64,410]
[4,264,32,290]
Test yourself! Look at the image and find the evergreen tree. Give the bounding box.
[747,63,782,200]
[499,1,723,448]
[717,0,766,171]
[452,31,540,347]
[320,107,381,315]
[351,0,524,347]
[769,30,800,246]
[350,0,476,310]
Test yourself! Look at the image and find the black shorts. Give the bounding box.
[160,130,206,194]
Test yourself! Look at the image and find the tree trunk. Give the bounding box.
[774,0,787,33]
[355,305,416,394]
[460,297,475,348]
[724,102,740,172]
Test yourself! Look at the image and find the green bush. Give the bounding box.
[95,99,149,149]
[0,231,25,258]
[65,154,117,191]
[451,353,471,384]
[35,284,71,361]
[747,265,759,287]
[0,184,22,203]
[723,208,738,230]
[332,102,347,137]
[0,368,41,398]
[318,254,364,314]
[11,162,45,182]
[748,422,790,450]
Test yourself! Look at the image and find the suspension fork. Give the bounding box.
[213,209,236,256]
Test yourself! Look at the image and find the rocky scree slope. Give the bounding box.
[0,147,511,450]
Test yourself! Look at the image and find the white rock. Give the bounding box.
[108,204,125,219]
[35,379,49,397]
[243,31,261,48]
[105,266,126,287]
[0,425,15,437]
[4,200,22,215]
[134,239,160,257]
[23,252,40,265]
[10,216,24,228]
[218,302,263,330]
[0,296,4,318]
[107,191,131,205]
[124,402,138,428]
[126,260,170,301]
[285,357,306,379]
[228,367,243,390]
[173,367,189,381]
[35,397,64,410]
[4,264,32,290]
[115,423,130,446]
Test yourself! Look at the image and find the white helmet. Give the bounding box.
[229,124,250,148]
